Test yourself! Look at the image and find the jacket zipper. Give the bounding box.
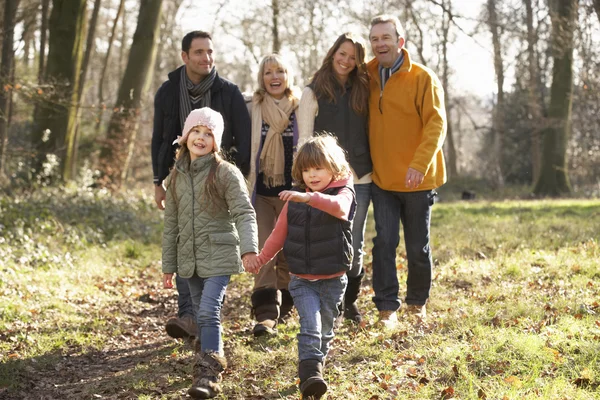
[189,172,196,265]
[305,206,311,273]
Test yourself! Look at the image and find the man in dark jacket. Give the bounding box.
[151,30,251,340]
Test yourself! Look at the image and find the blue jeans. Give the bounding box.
[175,275,194,318]
[289,274,347,362]
[348,183,371,278]
[371,184,435,311]
[186,274,230,356]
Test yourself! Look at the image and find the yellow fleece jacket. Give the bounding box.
[367,48,447,192]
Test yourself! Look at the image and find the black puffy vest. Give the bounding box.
[283,186,356,275]
[309,83,372,179]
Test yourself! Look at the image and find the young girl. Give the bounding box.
[247,54,305,337]
[162,107,258,399]
[246,135,356,399]
[297,33,371,324]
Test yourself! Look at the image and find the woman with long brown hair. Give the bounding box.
[297,33,372,324]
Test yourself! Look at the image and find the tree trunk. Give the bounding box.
[99,0,162,188]
[64,0,102,181]
[525,0,543,184]
[441,0,457,179]
[119,5,127,78]
[487,0,505,188]
[22,12,35,69]
[38,0,50,84]
[31,0,87,177]
[272,0,280,53]
[0,0,20,177]
[95,0,125,137]
[534,0,577,196]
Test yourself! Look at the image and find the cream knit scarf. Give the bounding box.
[254,93,298,187]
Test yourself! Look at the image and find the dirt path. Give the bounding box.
[0,268,256,400]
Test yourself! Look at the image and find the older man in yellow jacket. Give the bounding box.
[367,15,447,328]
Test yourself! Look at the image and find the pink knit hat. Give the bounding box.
[172,107,225,152]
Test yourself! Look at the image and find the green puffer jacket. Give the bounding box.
[162,152,258,278]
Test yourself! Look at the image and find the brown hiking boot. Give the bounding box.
[188,351,227,399]
[298,359,327,399]
[377,310,398,330]
[165,315,197,339]
[405,304,427,319]
[251,288,281,337]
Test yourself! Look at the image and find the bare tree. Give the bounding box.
[31,0,87,178]
[99,0,162,187]
[64,0,102,180]
[534,0,578,195]
[440,0,458,178]
[94,0,126,137]
[38,0,49,84]
[0,0,20,177]
[487,0,505,188]
[272,0,280,53]
[524,0,545,182]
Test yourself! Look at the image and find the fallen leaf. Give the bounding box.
[504,376,522,388]
[441,386,455,399]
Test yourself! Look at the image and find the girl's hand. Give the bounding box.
[242,253,261,274]
[279,190,310,203]
[163,273,174,289]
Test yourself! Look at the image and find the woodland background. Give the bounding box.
[0,1,599,399]
[0,0,598,196]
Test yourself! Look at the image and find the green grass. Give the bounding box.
[0,186,599,399]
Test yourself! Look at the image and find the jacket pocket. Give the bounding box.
[208,232,241,270]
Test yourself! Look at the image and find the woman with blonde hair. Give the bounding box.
[297,33,371,324]
[247,54,305,336]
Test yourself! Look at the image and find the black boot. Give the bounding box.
[278,289,294,323]
[343,272,364,323]
[251,288,281,337]
[298,359,327,399]
[188,351,227,399]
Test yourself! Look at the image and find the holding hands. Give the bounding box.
[242,253,262,274]
[279,190,310,203]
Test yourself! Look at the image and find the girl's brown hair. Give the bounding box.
[310,33,370,115]
[291,134,351,190]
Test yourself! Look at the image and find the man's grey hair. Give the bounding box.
[370,15,405,39]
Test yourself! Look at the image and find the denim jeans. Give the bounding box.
[175,275,194,318]
[186,274,230,356]
[348,183,372,278]
[289,274,347,362]
[371,184,435,311]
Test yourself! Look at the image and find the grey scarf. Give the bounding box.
[179,66,216,131]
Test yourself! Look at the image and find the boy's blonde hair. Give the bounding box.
[291,133,351,189]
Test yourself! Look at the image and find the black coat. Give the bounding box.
[151,66,251,185]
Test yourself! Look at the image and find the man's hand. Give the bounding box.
[279,190,310,203]
[155,185,166,210]
[242,253,261,274]
[163,273,174,289]
[405,168,425,190]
